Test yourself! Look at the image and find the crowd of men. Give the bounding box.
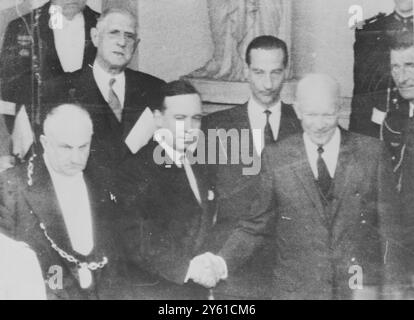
[0,0,413,300]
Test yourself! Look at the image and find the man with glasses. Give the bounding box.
[70,8,164,168]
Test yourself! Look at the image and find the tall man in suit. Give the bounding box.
[0,104,126,300]
[199,74,403,299]
[71,8,165,168]
[117,80,217,300]
[201,35,301,299]
[0,0,99,129]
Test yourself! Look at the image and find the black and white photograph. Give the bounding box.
[0,0,413,302]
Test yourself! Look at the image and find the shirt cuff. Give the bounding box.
[215,255,228,280]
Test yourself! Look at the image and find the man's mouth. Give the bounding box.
[113,51,125,57]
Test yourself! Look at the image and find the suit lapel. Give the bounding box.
[329,130,358,219]
[289,136,326,219]
[23,159,73,256]
[279,102,301,140]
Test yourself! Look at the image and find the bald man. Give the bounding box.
[200,74,404,299]
[70,8,164,168]
[0,104,126,300]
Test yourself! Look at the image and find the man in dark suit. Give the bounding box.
[0,103,126,300]
[70,7,165,168]
[0,0,99,130]
[117,80,217,300]
[201,35,301,299]
[201,74,404,299]
[349,0,413,138]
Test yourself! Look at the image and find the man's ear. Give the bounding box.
[293,102,302,120]
[153,110,163,128]
[39,135,48,151]
[90,28,99,48]
[243,63,250,80]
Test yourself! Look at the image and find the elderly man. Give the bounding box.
[196,74,403,299]
[117,80,216,300]
[0,103,125,300]
[0,232,46,300]
[71,7,165,168]
[0,0,99,128]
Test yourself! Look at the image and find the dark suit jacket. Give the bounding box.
[71,66,165,168]
[116,140,216,299]
[0,2,99,104]
[0,157,127,300]
[201,102,301,299]
[220,130,403,299]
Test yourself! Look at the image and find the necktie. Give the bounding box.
[181,155,202,205]
[317,145,332,197]
[264,109,275,146]
[108,78,123,122]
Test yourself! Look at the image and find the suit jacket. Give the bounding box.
[220,130,403,300]
[201,102,301,299]
[71,66,165,168]
[116,140,216,299]
[0,2,99,104]
[0,157,127,300]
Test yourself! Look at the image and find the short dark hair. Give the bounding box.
[157,80,201,111]
[389,31,414,52]
[245,35,289,67]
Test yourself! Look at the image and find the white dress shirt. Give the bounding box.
[50,6,85,72]
[247,97,282,154]
[303,128,341,179]
[410,102,414,118]
[44,155,94,257]
[0,233,46,300]
[93,61,126,108]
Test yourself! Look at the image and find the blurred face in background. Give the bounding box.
[51,0,87,19]
[394,0,413,16]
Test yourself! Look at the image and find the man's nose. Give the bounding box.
[116,34,127,47]
[70,149,83,163]
[263,74,273,90]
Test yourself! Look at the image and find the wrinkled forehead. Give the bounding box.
[99,12,138,33]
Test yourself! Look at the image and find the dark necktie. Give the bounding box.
[264,110,274,146]
[317,145,332,197]
[108,78,123,122]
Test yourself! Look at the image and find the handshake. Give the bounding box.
[184,252,228,288]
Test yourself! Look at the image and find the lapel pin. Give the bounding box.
[208,190,215,201]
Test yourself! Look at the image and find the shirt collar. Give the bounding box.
[153,132,198,168]
[303,127,341,152]
[93,60,125,84]
[49,5,84,26]
[248,97,282,115]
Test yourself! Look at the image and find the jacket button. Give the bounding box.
[351,257,356,263]
[361,220,367,224]
[355,192,360,197]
